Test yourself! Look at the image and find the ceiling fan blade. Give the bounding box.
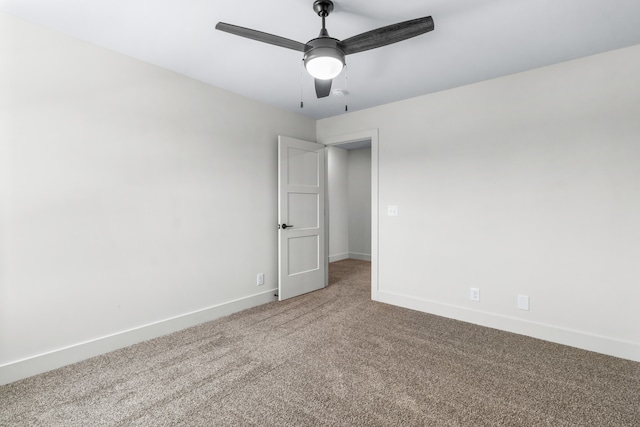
[315,79,332,98]
[340,16,434,55]
[215,22,307,52]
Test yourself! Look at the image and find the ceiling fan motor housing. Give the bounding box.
[303,37,345,80]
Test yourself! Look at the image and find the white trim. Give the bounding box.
[320,129,379,302]
[377,290,640,363]
[0,289,278,385]
[329,252,350,263]
[349,252,371,261]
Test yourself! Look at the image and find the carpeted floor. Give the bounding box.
[1,259,639,426]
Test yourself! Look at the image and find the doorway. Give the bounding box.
[321,130,379,301]
[327,140,371,263]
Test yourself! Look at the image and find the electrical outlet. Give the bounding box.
[387,205,398,216]
[470,288,480,302]
[517,295,530,311]
[257,273,264,286]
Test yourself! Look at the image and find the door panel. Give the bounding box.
[288,193,319,229]
[287,148,321,186]
[288,235,320,275]
[278,136,326,300]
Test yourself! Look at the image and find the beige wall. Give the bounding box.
[0,14,315,384]
[318,44,640,361]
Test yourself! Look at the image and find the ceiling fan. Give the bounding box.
[216,0,434,99]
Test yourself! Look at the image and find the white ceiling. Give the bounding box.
[2,0,640,120]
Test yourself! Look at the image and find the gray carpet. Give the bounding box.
[1,259,639,426]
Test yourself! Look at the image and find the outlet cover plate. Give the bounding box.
[517,295,530,311]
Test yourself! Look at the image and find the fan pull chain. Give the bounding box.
[300,59,304,109]
[344,64,349,112]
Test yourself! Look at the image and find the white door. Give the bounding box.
[278,135,326,300]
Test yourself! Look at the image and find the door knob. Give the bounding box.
[281,224,294,229]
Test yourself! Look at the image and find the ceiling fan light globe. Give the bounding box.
[306,56,343,80]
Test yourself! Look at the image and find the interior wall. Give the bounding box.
[0,13,316,384]
[347,148,372,260]
[317,44,640,361]
[327,146,349,262]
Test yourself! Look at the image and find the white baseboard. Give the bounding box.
[329,252,349,263]
[349,252,371,261]
[0,289,278,386]
[377,290,640,363]
[329,253,372,262]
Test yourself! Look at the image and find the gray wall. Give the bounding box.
[0,14,316,384]
[318,44,640,361]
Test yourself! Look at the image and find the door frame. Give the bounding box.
[319,129,379,301]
